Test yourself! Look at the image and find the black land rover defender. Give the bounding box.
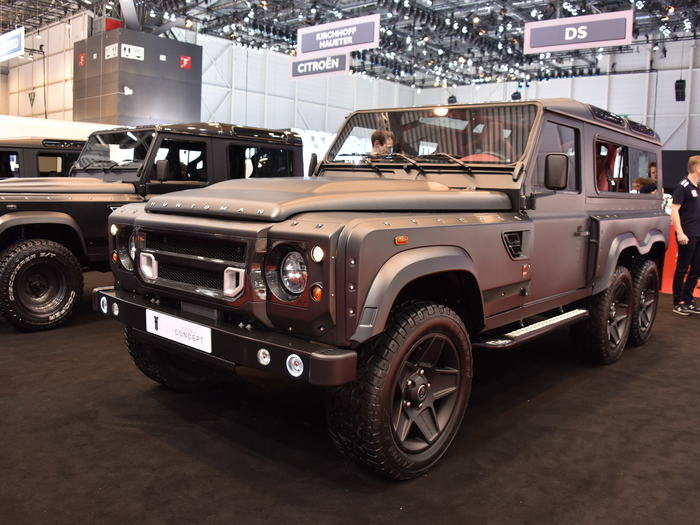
[95,99,669,479]
[0,123,303,330]
[0,138,85,179]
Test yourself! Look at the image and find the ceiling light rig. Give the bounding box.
[1,0,698,86]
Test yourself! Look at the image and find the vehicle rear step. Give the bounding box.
[473,309,589,350]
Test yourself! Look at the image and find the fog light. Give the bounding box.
[311,284,323,302]
[286,354,304,378]
[99,296,108,314]
[311,245,325,263]
[139,253,158,280]
[111,303,120,316]
[257,348,271,366]
[110,224,119,236]
[111,251,119,263]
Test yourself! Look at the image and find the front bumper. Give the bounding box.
[93,287,356,386]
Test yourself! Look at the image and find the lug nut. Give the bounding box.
[419,369,425,375]
[406,380,413,387]
[404,400,411,408]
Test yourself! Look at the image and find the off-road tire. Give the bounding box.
[629,259,660,347]
[124,328,226,392]
[573,266,633,365]
[0,239,83,331]
[326,301,472,480]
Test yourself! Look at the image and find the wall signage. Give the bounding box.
[291,53,348,78]
[179,55,192,69]
[105,43,118,60]
[524,10,633,54]
[297,14,380,56]
[120,43,144,61]
[0,27,25,63]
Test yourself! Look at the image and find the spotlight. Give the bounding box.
[447,94,457,104]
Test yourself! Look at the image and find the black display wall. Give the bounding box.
[662,150,700,191]
[73,28,202,126]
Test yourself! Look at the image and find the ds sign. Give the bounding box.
[524,10,633,54]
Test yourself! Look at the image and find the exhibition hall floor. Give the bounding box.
[2,273,698,523]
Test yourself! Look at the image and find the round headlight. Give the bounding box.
[117,229,135,271]
[279,251,307,295]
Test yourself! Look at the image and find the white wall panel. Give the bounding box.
[267,53,294,99]
[328,75,354,109]
[326,106,349,133]
[244,49,266,94]
[265,95,294,129]
[245,92,265,127]
[297,101,324,130]
[297,75,327,103]
[609,73,647,119]
[570,76,607,107]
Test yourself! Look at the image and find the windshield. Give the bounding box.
[73,130,155,180]
[327,104,537,166]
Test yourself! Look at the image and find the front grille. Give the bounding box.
[145,231,246,263]
[159,263,224,291]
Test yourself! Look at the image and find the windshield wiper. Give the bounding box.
[386,153,426,178]
[333,154,386,177]
[419,153,473,174]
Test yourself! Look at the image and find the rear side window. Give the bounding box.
[535,122,579,191]
[595,140,658,194]
[37,154,64,176]
[228,145,292,179]
[0,151,20,178]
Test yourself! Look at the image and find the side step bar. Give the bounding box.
[473,309,589,350]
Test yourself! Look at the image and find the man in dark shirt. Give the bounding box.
[671,155,700,315]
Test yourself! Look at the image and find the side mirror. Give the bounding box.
[308,153,318,177]
[155,159,169,182]
[544,153,569,190]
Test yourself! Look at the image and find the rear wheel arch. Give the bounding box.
[350,246,484,343]
[595,230,666,294]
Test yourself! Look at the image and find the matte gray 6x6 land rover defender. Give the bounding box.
[96,99,669,479]
[0,123,303,331]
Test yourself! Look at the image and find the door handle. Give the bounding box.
[574,230,590,237]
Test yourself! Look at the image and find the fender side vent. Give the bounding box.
[503,231,523,259]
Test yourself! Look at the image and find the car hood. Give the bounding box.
[0,177,135,194]
[145,177,512,222]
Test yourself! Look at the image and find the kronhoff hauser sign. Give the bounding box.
[524,10,633,54]
[0,27,25,63]
[291,53,348,78]
[297,14,380,56]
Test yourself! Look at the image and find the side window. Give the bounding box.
[535,122,579,191]
[0,151,20,178]
[595,140,632,193]
[37,154,63,177]
[228,145,291,179]
[151,140,207,183]
[628,148,659,194]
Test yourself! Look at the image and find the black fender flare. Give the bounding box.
[0,211,88,256]
[594,229,666,294]
[350,245,482,343]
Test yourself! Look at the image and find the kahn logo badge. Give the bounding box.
[153,315,159,331]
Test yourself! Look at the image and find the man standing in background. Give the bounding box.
[671,156,700,315]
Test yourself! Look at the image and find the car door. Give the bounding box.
[143,135,213,195]
[526,116,590,303]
